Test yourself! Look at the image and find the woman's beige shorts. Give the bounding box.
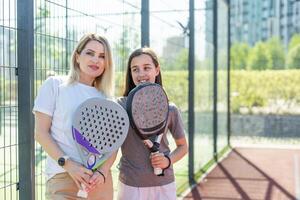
[45,171,113,200]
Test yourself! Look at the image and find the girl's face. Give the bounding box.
[76,40,105,84]
[130,54,160,86]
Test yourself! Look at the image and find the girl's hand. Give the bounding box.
[86,170,106,192]
[63,159,93,190]
[150,153,171,169]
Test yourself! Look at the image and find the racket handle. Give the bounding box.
[151,152,163,176]
[77,184,88,198]
[154,167,163,175]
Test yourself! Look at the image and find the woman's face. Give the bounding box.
[76,40,105,84]
[130,54,160,86]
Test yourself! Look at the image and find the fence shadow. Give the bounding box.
[183,148,297,200]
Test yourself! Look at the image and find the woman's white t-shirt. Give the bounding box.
[33,76,106,180]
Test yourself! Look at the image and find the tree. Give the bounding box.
[286,44,300,69]
[288,34,300,51]
[265,37,285,69]
[247,42,270,70]
[230,42,250,70]
[173,48,189,70]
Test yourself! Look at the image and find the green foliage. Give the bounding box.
[231,70,300,113]
[174,48,189,70]
[247,42,271,70]
[286,44,300,69]
[1,80,17,102]
[288,34,300,51]
[161,48,189,71]
[163,70,189,109]
[2,70,299,116]
[231,37,285,70]
[116,70,300,115]
[230,42,250,70]
[265,37,285,69]
[113,26,139,72]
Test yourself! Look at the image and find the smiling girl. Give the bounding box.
[117,47,188,200]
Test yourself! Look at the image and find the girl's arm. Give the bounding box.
[151,137,188,169]
[168,137,188,164]
[34,112,93,189]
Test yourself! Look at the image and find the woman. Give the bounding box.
[33,33,116,200]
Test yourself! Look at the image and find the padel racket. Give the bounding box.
[126,82,169,176]
[72,97,129,198]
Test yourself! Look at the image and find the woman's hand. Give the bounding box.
[150,153,170,169]
[63,159,93,190]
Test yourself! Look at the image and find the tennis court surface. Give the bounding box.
[182,147,299,200]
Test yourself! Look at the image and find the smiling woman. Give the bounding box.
[69,34,115,97]
[33,33,116,200]
[75,40,106,85]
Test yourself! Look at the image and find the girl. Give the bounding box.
[117,47,188,200]
[33,33,116,200]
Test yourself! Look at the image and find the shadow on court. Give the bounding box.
[183,147,299,200]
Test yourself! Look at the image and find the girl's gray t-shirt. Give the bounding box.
[117,97,186,187]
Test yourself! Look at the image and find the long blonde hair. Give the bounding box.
[68,33,114,97]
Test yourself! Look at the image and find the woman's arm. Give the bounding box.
[34,112,93,189]
[88,151,118,189]
[151,137,188,169]
[98,151,118,177]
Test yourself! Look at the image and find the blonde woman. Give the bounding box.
[34,33,115,200]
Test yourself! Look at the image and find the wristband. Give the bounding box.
[164,154,171,169]
[96,169,106,183]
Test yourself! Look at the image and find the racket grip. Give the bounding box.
[151,152,163,176]
[77,184,88,198]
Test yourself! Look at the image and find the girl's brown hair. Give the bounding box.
[123,47,162,96]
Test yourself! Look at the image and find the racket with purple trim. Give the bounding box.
[72,97,129,198]
[126,82,169,176]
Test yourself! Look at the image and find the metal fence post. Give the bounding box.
[227,0,231,146]
[17,0,35,199]
[213,0,218,159]
[188,0,195,184]
[141,0,149,46]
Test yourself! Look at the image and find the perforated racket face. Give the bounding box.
[72,98,129,154]
[129,83,169,136]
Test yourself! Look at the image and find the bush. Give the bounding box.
[247,42,271,70]
[231,70,300,114]
[2,70,299,115]
[286,44,300,69]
